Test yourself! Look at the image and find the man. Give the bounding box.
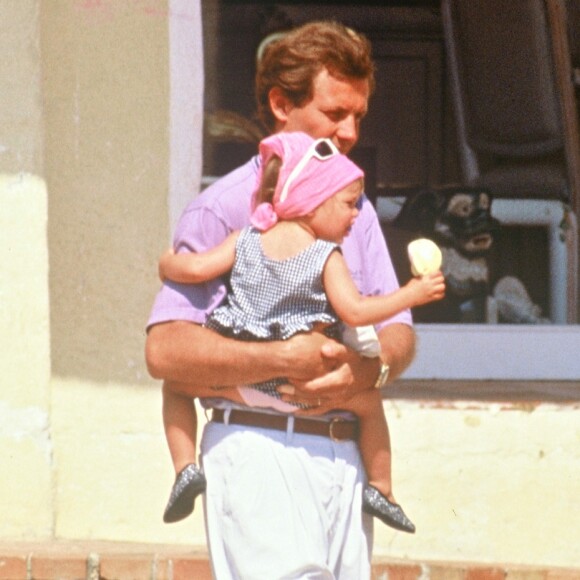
[146,21,415,579]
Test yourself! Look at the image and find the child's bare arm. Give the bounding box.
[323,250,445,327]
[159,230,240,284]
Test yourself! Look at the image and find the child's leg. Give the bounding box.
[162,381,206,523]
[345,388,394,501]
[342,327,394,496]
[162,381,198,474]
[342,388,416,533]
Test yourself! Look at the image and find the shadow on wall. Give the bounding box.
[41,0,171,385]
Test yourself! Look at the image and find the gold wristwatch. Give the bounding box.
[373,359,390,389]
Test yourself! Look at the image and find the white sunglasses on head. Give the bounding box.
[279,138,340,202]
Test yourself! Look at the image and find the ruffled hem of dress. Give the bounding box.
[207,313,338,341]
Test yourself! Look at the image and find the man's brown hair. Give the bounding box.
[254,155,283,206]
[256,21,375,131]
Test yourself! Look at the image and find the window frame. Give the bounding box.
[406,324,580,380]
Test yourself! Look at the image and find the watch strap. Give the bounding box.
[373,360,390,389]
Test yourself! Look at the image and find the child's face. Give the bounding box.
[311,179,363,243]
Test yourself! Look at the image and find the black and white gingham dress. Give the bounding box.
[206,226,341,399]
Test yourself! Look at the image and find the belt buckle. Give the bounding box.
[329,417,347,442]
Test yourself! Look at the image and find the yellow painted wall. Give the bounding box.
[0,174,52,537]
[376,400,580,566]
[0,0,579,570]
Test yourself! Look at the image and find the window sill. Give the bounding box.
[386,379,580,402]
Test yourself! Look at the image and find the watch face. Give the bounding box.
[375,363,390,389]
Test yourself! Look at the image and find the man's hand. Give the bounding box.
[279,335,380,408]
[280,330,348,383]
[279,323,416,410]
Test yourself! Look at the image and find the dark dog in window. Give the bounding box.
[390,187,500,323]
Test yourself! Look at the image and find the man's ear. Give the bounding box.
[269,87,292,123]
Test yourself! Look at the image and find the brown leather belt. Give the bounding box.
[211,408,358,442]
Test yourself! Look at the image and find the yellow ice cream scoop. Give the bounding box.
[407,238,442,276]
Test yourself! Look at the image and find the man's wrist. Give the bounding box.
[350,353,386,392]
[375,323,416,383]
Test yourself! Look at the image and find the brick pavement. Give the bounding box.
[0,541,578,580]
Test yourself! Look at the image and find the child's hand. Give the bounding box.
[406,271,446,306]
[158,247,175,282]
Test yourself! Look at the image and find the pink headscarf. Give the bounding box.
[250,132,364,231]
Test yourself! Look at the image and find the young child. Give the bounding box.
[160,131,445,531]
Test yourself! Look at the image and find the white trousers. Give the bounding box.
[200,414,373,580]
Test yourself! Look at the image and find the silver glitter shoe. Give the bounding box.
[163,463,207,523]
[362,485,416,533]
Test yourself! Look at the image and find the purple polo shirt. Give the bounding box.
[147,156,412,331]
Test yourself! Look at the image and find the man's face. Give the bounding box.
[281,68,370,155]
